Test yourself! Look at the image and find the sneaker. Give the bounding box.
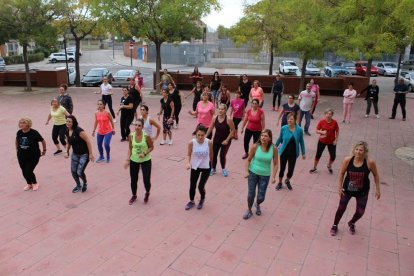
[403,118,406,121]
[23,184,32,191]
[81,184,87,193]
[160,140,165,145]
[32,184,39,191]
[106,158,111,163]
[222,169,228,177]
[310,114,314,119]
[242,153,248,159]
[168,140,173,145]
[255,203,261,216]
[327,165,333,174]
[144,192,150,203]
[285,179,292,190]
[376,114,380,119]
[348,221,355,235]
[175,124,179,129]
[72,186,81,193]
[309,168,317,174]
[185,201,195,210]
[53,150,63,156]
[96,157,105,163]
[388,117,395,119]
[243,210,253,220]
[113,119,117,123]
[210,168,216,176]
[365,114,369,118]
[330,225,338,236]
[275,183,282,190]
[197,199,204,210]
[305,131,311,136]
[342,120,346,123]
[129,195,137,205]
[120,138,127,142]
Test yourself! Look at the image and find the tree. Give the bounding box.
[92,0,219,92]
[216,25,230,39]
[0,0,60,91]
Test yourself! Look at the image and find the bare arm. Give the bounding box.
[245,144,257,177]
[40,140,46,156]
[186,141,193,169]
[79,131,95,162]
[92,113,98,136]
[271,146,279,183]
[208,140,213,163]
[338,157,351,196]
[277,108,284,125]
[368,159,381,199]
[124,135,133,169]
[206,115,216,138]
[222,118,235,145]
[261,112,265,130]
[45,113,52,125]
[240,114,249,134]
[150,118,161,141]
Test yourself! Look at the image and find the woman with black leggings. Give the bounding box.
[331,141,380,236]
[271,74,284,111]
[117,87,134,141]
[46,98,69,155]
[240,99,265,159]
[168,82,184,129]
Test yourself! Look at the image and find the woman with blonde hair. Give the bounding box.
[45,98,70,155]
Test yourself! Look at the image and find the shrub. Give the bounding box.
[4,53,45,64]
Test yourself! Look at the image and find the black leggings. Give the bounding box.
[102,95,116,119]
[52,124,67,146]
[174,105,182,125]
[244,129,261,154]
[279,151,297,179]
[120,112,134,140]
[334,193,369,225]
[212,141,231,170]
[315,141,336,162]
[233,118,242,129]
[189,168,210,201]
[18,154,40,184]
[272,93,282,108]
[130,159,152,195]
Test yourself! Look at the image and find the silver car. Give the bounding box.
[376,62,397,76]
[399,71,414,92]
[112,69,137,87]
[0,57,6,71]
[331,61,356,75]
[56,66,76,85]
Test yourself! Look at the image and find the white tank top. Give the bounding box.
[142,116,153,138]
[191,138,210,169]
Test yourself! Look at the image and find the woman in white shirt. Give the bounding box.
[96,77,116,122]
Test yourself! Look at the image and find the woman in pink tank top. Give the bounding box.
[92,100,115,163]
[249,80,264,107]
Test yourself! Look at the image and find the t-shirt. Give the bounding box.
[100,83,113,95]
[160,97,173,118]
[230,99,245,119]
[316,119,339,144]
[120,96,134,116]
[197,101,215,127]
[281,103,300,126]
[128,85,141,107]
[16,129,44,158]
[298,90,315,111]
[210,79,221,91]
[67,127,89,155]
[239,80,252,99]
[169,89,181,108]
[246,108,264,131]
[191,72,202,84]
[50,106,67,125]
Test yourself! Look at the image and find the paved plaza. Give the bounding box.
[0,83,413,275]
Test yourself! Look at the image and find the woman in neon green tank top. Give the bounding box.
[124,118,154,205]
[243,129,278,220]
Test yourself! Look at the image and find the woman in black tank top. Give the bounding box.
[206,104,235,177]
[330,141,380,236]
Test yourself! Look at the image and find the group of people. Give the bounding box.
[17,68,398,238]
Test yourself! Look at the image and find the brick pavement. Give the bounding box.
[0,86,413,275]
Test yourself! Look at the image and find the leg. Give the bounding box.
[277,93,282,108]
[247,172,259,210]
[299,110,305,126]
[96,133,104,158]
[71,153,82,186]
[313,141,327,169]
[342,103,348,121]
[125,113,134,137]
[278,152,288,180]
[256,175,270,205]
[141,160,152,193]
[220,141,231,169]
[401,98,406,119]
[175,105,182,125]
[327,144,337,166]
[347,103,353,122]
[103,132,113,160]
[373,100,379,115]
[106,95,116,119]
[52,125,61,149]
[252,131,261,144]
[391,98,398,118]
[120,113,127,139]
[366,98,372,115]
[129,160,140,196]
[18,155,40,184]
[243,129,254,154]
[304,111,311,132]
[189,168,201,201]
[212,142,220,170]
[333,193,353,225]
[286,153,297,179]
[197,168,210,200]
[349,194,369,224]
[272,93,277,108]
[76,154,90,185]
[58,125,67,146]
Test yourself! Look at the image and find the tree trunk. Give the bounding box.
[268,42,274,75]
[155,41,162,94]
[366,58,372,83]
[22,44,32,92]
[299,58,308,92]
[75,38,81,87]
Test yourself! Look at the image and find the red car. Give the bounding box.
[355,61,379,76]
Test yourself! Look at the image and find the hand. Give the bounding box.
[112,130,116,135]
[94,91,98,94]
[45,121,49,125]
[375,189,381,200]
[186,163,191,170]
[64,152,69,159]
[271,177,276,184]
[41,150,46,156]
[338,187,344,197]
[124,160,130,169]
[92,132,95,137]
[138,154,145,159]
[222,141,228,146]
[89,154,95,162]
[333,140,337,145]
[302,155,306,160]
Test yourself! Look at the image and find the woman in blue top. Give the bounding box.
[243,129,278,220]
[275,113,306,190]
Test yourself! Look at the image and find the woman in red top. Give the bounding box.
[240,99,265,159]
[309,108,339,174]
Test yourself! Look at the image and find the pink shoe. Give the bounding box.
[23,184,32,191]
[32,184,39,191]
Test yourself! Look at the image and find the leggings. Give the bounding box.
[247,171,270,209]
[366,98,378,115]
[391,97,406,119]
[315,141,336,162]
[333,193,369,225]
[212,141,231,170]
[233,118,242,129]
[272,93,282,108]
[189,168,210,201]
[343,103,353,122]
[174,105,182,125]
[120,112,134,140]
[71,153,89,186]
[279,151,297,179]
[244,129,261,154]
[102,95,116,119]
[96,132,113,159]
[18,154,40,184]
[130,159,152,195]
[52,124,67,146]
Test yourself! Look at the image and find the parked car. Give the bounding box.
[331,61,356,75]
[56,66,76,85]
[305,63,321,76]
[376,62,397,76]
[81,68,112,87]
[355,61,379,76]
[401,60,414,71]
[112,69,137,87]
[279,60,300,75]
[399,71,414,92]
[0,57,6,71]
[324,66,352,77]
[49,52,75,63]
[65,46,82,56]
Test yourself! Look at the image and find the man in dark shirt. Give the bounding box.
[389,78,408,121]
[360,79,380,118]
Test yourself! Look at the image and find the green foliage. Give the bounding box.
[217,25,230,39]
[3,53,45,64]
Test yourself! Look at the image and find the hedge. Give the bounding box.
[4,53,45,65]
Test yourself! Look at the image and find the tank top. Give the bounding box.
[67,127,88,155]
[220,92,229,104]
[194,88,202,103]
[251,87,263,103]
[96,111,112,135]
[213,116,230,144]
[249,145,274,176]
[246,109,263,131]
[142,116,153,138]
[191,138,210,169]
[130,131,151,163]
[343,156,371,196]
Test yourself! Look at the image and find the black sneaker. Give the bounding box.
[54,150,63,155]
[197,199,204,210]
[275,183,282,190]
[327,165,333,174]
[243,210,253,220]
[255,203,261,216]
[305,131,311,136]
[309,168,317,174]
[129,195,137,205]
[72,186,81,193]
[185,201,195,210]
[285,179,292,190]
[330,225,338,236]
[144,192,150,203]
[348,221,355,235]
[81,183,87,193]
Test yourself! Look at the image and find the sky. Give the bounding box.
[202,0,258,30]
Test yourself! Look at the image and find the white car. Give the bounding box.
[65,47,82,56]
[279,60,300,75]
[56,66,76,85]
[399,71,414,92]
[376,62,397,76]
[305,63,321,76]
[49,52,75,63]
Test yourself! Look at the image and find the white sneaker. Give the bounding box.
[168,140,173,145]
[175,124,179,129]
[376,114,380,119]
[160,140,165,145]
[113,119,117,123]
[365,114,368,118]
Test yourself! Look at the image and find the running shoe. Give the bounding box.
[82,184,88,193]
[327,165,333,174]
[376,114,380,119]
[255,203,261,216]
[185,201,195,210]
[210,168,216,176]
[330,225,338,236]
[197,199,204,209]
[54,150,63,155]
[365,114,369,118]
[72,186,81,193]
[222,169,228,177]
[285,179,292,190]
[275,183,282,190]
[168,140,173,145]
[96,157,105,163]
[305,131,311,136]
[348,221,355,235]
[32,184,39,191]
[242,153,248,159]
[23,184,32,191]
[243,210,253,220]
[309,168,317,174]
[129,195,137,205]
[144,193,150,203]
[160,140,165,145]
[106,158,111,163]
